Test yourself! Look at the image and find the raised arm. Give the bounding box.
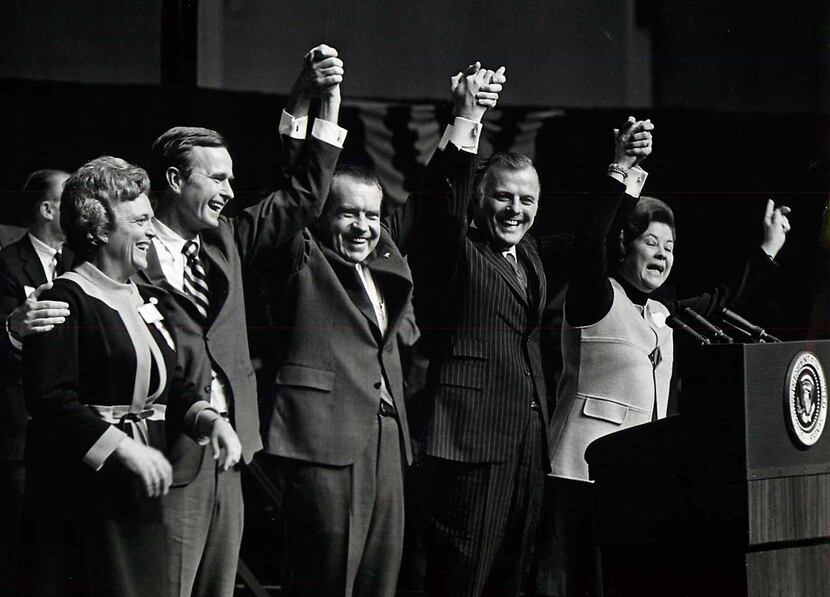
[234,44,346,266]
[565,117,654,327]
[673,199,791,318]
[392,63,504,263]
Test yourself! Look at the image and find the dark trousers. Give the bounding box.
[1,461,25,595]
[423,409,546,597]
[164,448,244,597]
[273,412,405,597]
[529,477,601,597]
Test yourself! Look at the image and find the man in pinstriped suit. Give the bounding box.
[397,65,549,596]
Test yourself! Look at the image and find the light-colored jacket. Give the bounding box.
[549,277,674,481]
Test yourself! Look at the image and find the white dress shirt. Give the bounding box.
[152,219,229,414]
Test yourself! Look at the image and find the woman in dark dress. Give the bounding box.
[21,156,241,597]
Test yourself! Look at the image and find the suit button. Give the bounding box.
[374,381,382,389]
[204,385,212,393]
[524,370,530,376]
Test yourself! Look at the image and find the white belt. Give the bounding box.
[88,403,166,446]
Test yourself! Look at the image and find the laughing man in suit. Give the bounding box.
[136,45,347,597]
[396,65,549,596]
[255,159,414,597]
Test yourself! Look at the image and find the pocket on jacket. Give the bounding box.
[581,395,629,425]
[450,338,487,360]
[274,365,335,392]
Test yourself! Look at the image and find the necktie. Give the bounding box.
[53,252,64,279]
[504,252,528,295]
[182,240,210,320]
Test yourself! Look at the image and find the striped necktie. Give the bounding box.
[182,240,210,320]
[503,252,528,295]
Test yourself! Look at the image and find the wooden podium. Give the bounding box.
[586,340,830,597]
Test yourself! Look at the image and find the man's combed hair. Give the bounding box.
[19,169,70,225]
[322,161,384,216]
[148,126,228,196]
[61,156,150,260]
[473,152,537,198]
[332,161,383,193]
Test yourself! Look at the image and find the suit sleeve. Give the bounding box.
[392,144,477,308]
[23,286,123,469]
[0,257,24,382]
[668,247,779,318]
[233,134,341,268]
[564,178,635,327]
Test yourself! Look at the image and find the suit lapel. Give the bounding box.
[19,236,49,291]
[139,244,206,323]
[477,240,529,307]
[321,243,382,337]
[199,240,230,326]
[517,239,546,322]
[362,238,413,345]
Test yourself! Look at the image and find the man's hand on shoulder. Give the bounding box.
[6,281,70,341]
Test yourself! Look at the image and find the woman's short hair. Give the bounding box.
[613,196,676,262]
[61,156,150,260]
[149,126,228,197]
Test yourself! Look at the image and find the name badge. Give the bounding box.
[138,300,164,325]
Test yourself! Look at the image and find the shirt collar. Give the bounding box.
[28,232,58,259]
[152,218,199,255]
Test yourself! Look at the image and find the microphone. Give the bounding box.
[681,306,734,343]
[719,319,756,343]
[720,308,781,343]
[667,315,711,345]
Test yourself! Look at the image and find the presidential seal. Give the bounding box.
[785,351,827,447]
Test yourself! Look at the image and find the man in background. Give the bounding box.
[0,169,71,593]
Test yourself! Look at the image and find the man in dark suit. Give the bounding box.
[396,66,549,596]
[0,169,70,592]
[256,159,414,596]
[136,45,346,597]
[0,225,25,249]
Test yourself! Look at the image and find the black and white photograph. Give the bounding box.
[1,2,828,596]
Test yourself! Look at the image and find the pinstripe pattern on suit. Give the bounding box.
[391,143,550,596]
[400,145,550,463]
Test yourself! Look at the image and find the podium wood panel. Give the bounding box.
[746,544,830,597]
[748,473,830,545]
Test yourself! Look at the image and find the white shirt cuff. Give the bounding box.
[625,166,648,198]
[438,117,482,154]
[279,110,308,139]
[83,425,127,471]
[311,118,348,148]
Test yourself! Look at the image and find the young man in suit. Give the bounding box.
[137,45,347,597]
[0,169,70,592]
[394,65,549,596]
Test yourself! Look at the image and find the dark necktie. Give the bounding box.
[504,252,528,295]
[182,240,210,320]
[53,252,64,279]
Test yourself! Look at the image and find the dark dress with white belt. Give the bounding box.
[20,262,211,597]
